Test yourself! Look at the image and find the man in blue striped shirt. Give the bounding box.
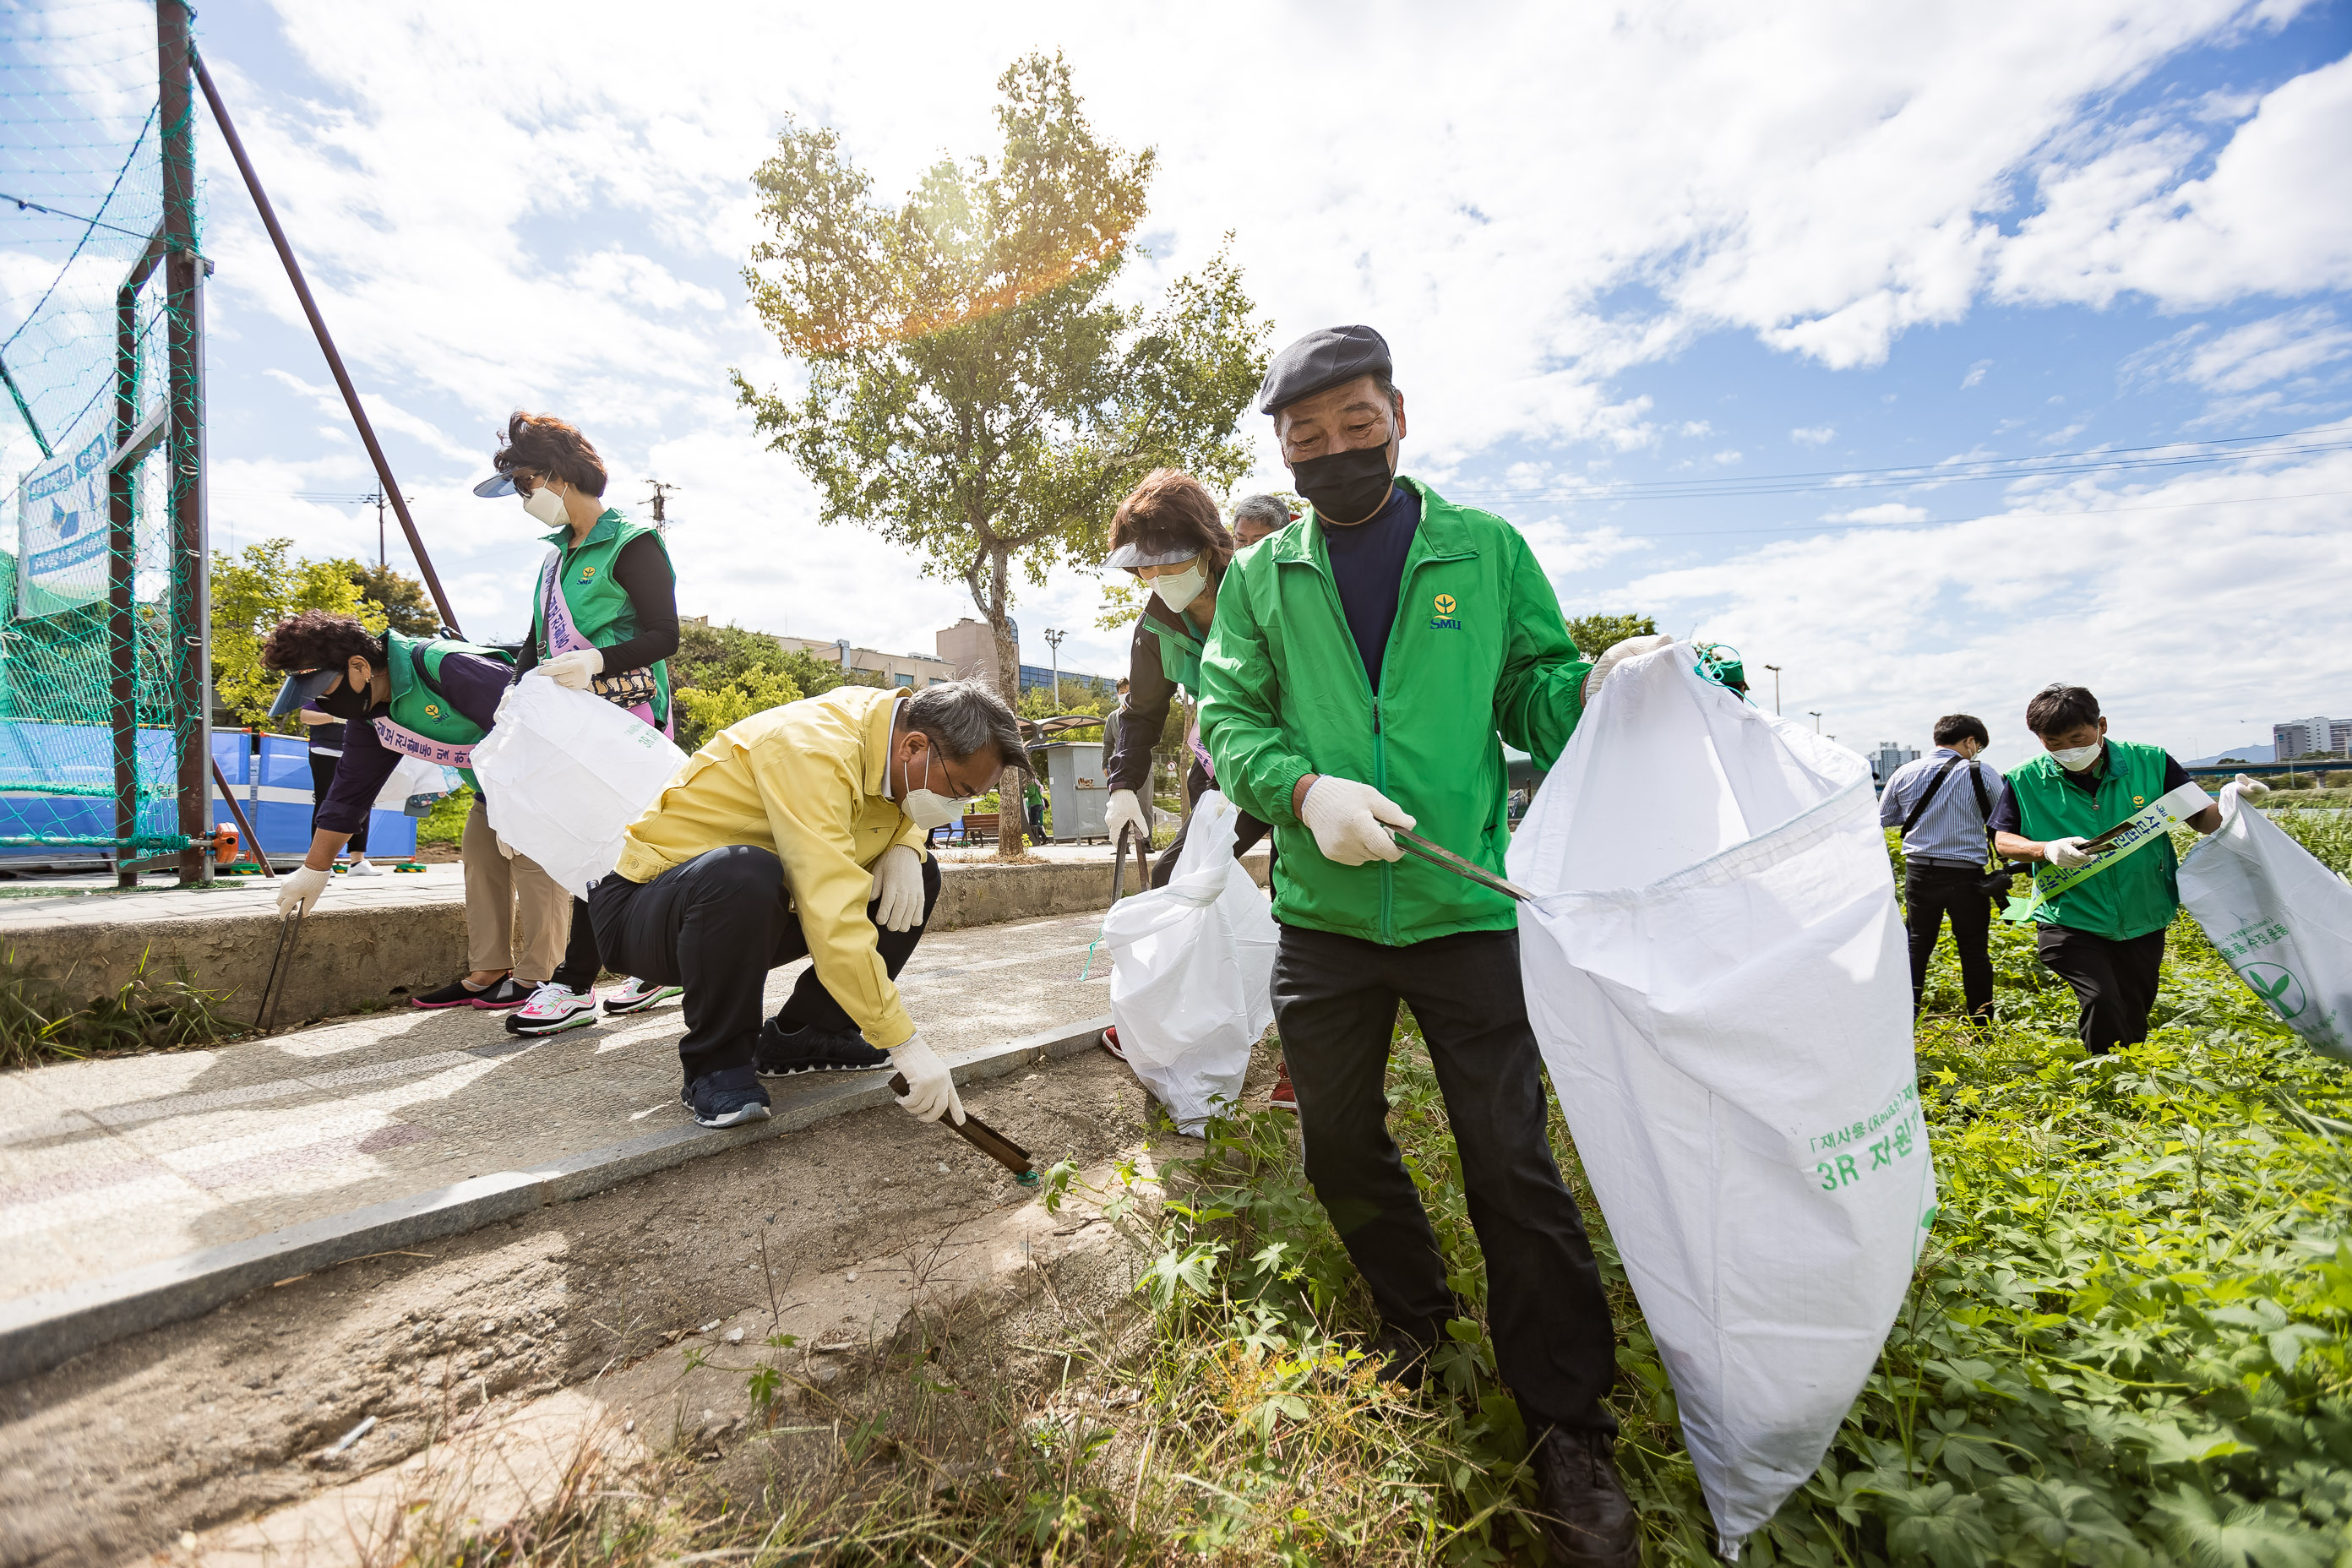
[1879,715,2012,1020]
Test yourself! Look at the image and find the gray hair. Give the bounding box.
[1230,493,1292,536]
[904,680,1026,768]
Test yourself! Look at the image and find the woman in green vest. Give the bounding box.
[472,411,682,1031]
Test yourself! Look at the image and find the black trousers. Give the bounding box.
[307,751,368,855]
[1151,758,1274,890]
[2036,924,2166,1055]
[553,897,601,994]
[1903,862,1993,1017]
[1272,923,1618,1436]
[588,846,941,1082]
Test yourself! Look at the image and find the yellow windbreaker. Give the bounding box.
[612,684,930,1048]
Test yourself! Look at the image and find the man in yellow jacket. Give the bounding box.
[589,680,1026,1127]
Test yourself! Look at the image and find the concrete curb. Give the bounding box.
[0,1013,1111,1386]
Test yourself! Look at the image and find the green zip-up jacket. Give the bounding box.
[1198,476,1591,945]
[2004,739,2182,941]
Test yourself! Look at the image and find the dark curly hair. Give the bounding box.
[491,411,607,498]
[260,611,384,673]
[1108,469,1233,574]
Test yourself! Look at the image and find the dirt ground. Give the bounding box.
[0,1049,1224,1568]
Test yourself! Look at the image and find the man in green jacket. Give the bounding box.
[1990,682,2220,1054]
[1199,325,1643,1568]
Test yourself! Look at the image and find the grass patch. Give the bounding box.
[354,885,2352,1564]
[416,786,473,848]
[0,945,244,1070]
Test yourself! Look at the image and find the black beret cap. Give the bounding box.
[1258,324,1392,415]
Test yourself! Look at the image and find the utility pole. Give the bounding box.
[1809,710,1822,733]
[645,480,681,525]
[1763,662,1782,716]
[362,487,409,569]
[1044,629,1064,710]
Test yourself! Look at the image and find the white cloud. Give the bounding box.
[1995,53,2352,310]
[8,0,2328,669]
[1712,449,1745,466]
[1789,425,1837,445]
[2124,305,2352,395]
[1820,503,1929,522]
[1961,359,1992,388]
[1615,437,2352,765]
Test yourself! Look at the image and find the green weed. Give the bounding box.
[0,944,242,1070]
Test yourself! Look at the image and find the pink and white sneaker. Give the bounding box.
[504,981,599,1036]
[603,977,683,1016]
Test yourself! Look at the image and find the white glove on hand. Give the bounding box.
[869,844,926,933]
[1582,633,1675,705]
[277,864,331,917]
[2044,836,2099,869]
[2235,773,2272,796]
[541,648,604,691]
[890,1036,965,1125]
[1105,788,1152,850]
[1299,775,1415,867]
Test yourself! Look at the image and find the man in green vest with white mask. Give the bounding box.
[1990,682,2222,1055]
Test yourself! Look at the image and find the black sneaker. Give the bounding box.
[468,976,533,1010]
[1532,1428,1640,1568]
[1367,1319,1440,1391]
[681,1064,772,1129]
[754,1018,891,1076]
[412,974,504,1010]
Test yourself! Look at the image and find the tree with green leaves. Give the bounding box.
[1565,611,1658,661]
[210,539,374,728]
[733,52,1270,854]
[340,559,439,636]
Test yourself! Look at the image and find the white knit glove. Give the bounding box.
[1582,633,1674,705]
[542,648,604,690]
[869,844,926,932]
[2044,836,2099,869]
[1105,788,1152,851]
[2234,773,2271,796]
[277,864,331,917]
[1299,776,1414,867]
[890,1036,965,1124]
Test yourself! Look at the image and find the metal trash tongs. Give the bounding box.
[1389,826,1537,903]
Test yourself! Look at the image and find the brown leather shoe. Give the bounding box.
[1532,1427,1640,1566]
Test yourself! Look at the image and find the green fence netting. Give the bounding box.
[2,1,203,857]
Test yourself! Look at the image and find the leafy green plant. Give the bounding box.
[0,945,242,1070]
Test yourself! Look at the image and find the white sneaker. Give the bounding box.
[603,976,683,1016]
[347,858,383,877]
[505,982,599,1036]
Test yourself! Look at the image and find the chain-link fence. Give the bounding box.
[2,1,207,874]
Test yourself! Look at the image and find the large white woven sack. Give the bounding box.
[471,672,689,899]
[1504,642,1936,1554]
[2180,781,2352,1060]
[1103,791,1277,1134]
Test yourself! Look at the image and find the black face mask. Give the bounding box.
[315,672,374,721]
[1290,442,1396,526]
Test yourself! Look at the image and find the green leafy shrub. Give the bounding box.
[0,945,242,1070]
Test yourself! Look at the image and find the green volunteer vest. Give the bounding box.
[2004,738,2180,940]
[532,507,673,725]
[383,631,514,790]
[1141,605,1206,696]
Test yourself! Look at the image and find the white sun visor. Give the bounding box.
[1102,540,1201,571]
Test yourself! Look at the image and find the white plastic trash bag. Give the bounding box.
[371,755,459,817]
[1102,791,1277,1135]
[1505,642,1935,1554]
[2180,781,2352,1059]
[471,672,689,898]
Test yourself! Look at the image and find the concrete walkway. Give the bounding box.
[0,909,1123,1381]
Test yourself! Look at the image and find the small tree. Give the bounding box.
[1564,611,1658,661]
[341,560,439,636]
[734,52,1269,855]
[673,666,806,753]
[210,539,377,729]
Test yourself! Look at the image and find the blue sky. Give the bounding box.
[5,0,2349,770]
